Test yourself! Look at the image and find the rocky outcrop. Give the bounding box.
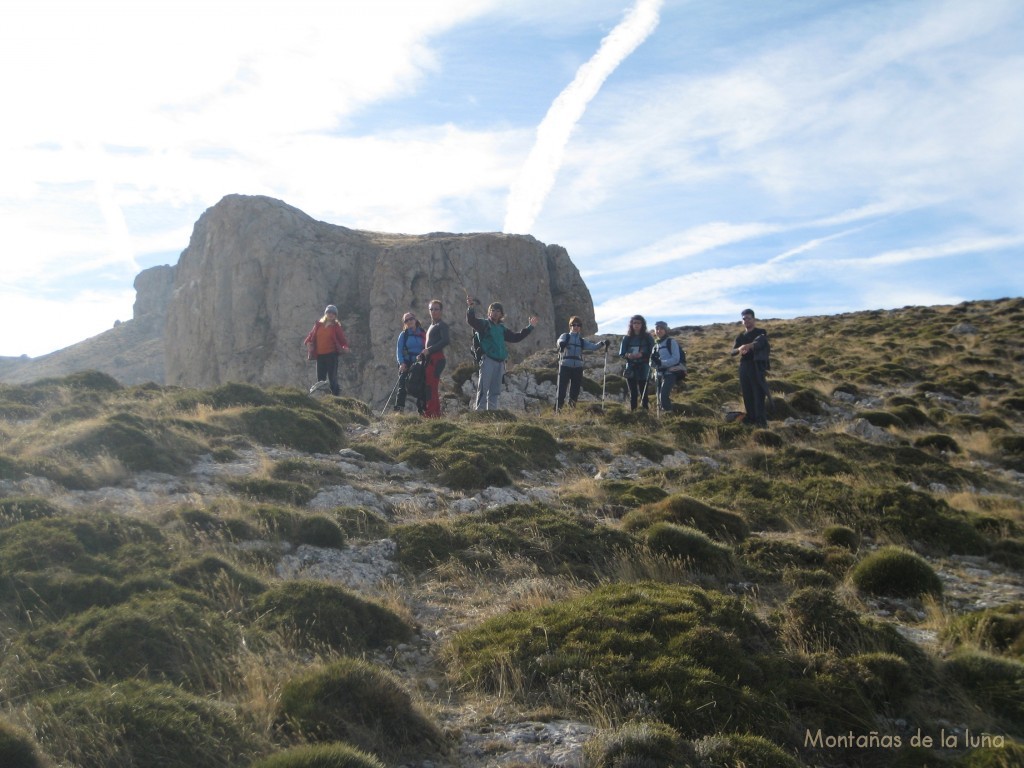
[0,264,175,386]
[164,195,594,403]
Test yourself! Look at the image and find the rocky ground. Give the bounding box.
[7,370,1022,767]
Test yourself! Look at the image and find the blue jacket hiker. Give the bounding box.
[466,298,539,411]
[652,320,685,412]
[395,312,426,413]
[555,316,606,410]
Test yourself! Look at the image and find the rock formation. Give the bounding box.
[164,195,594,404]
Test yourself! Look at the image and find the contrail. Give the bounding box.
[503,0,663,235]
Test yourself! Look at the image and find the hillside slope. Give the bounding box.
[0,297,1022,768]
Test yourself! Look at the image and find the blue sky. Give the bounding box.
[2,0,1022,357]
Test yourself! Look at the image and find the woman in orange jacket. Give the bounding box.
[304,304,350,395]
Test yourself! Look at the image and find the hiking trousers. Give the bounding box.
[316,352,340,396]
[740,360,769,426]
[475,357,504,410]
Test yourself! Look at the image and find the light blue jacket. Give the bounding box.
[556,332,602,369]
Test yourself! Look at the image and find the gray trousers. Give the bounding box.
[475,357,505,410]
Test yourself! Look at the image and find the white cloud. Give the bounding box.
[503,0,663,234]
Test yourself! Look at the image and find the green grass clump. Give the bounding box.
[645,523,734,575]
[251,743,385,768]
[295,515,347,549]
[448,581,791,741]
[598,481,669,509]
[212,406,345,453]
[0,718,48,768]
[226,477,317,506]
[394,503,631,578]
[277,658,445,763]
[943,604,1024,658]
[822,525,860,551]
[944,652,1024,731]
[622,495,749,542]
[30,680,262,768]
[693,733,801,768]
[250,581,412,652]
[955,740,1024,767]
[64,411,204,473]
[850,546,943,598]
[5,594,239,695]
[856,486,990,555]
[583,721,692,768]
[0,497,63,528]
[913,433,961,453]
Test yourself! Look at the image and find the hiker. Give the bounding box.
[466,297,538,410]
[418,299,450,418]
[555,316,606,410]
[731,308,771,427]
[619,315,654,411]
[652,321,685,413]
[395,311,426,413]
[304,304,350,396]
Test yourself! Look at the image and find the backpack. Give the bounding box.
[406,360,427,399]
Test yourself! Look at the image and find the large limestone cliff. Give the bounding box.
[164,195,594,403]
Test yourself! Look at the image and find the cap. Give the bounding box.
[402,312,416,322]
[654,320,669,330]
[325,304,338,315]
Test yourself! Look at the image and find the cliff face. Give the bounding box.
[163,195,594,402]
[0,195,595,399]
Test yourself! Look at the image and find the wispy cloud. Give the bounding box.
[502,0,662,234]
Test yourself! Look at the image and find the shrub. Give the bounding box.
[857,486,989,555]
[64,412,204,473]
[890,404,933,427]
[778,587,863,654]
[955,740,1024,767]
[913,433,961,454]
[623,495,749,542]
[0,497,62,528]
[277,658,444,762]
[7,595,241,692]
[645,523,734,575]
[251,743,385,768]
[945,652,1024,730]
[296,515,347,549]
[226,477,316,506]
[822,525,860,551]
[850,547,943,598]
[857,410,904,429]
[0,718,48,768]
[789,389,822,415]
[251,581,412,652]
[212,406,345,453]
[943,604,1024,657]
[599,481,668,508]
[584,721,693,768]
[30,680,261,768]
[693,733,801,768]
[448,581,791,741]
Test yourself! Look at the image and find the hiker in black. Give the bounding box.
[555,316,606,410]
[419,299,450,418]
[618,315,654,411]
[731,308,770,427]
[395,311,426,413]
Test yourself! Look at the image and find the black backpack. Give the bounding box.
[406,360,427,399]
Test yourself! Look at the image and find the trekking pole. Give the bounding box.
[441,241,480,307]
[639,361,652,411]
[601,342,609,410]
[379,375,402,417]
[554,346,565,413]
